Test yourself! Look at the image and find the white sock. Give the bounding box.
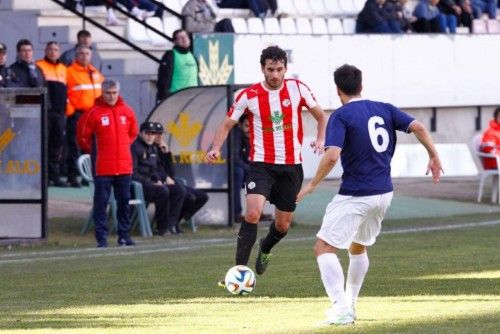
[345,252,369,309]
[316,253,349,313]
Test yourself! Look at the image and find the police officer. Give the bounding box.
[0,43,16,87]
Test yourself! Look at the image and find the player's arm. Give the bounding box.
[205,116,238,163]
[296,146,341,203]
[308,104,327,154]
[408,120,443,183]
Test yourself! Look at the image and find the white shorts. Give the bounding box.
[316,192,393,249]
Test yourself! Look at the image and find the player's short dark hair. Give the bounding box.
[494,107,500,120]
[260,45,287,67]
[334,64,362,96]
[16,39,32,52]
[77,30,91,39]
[173,29,187,40]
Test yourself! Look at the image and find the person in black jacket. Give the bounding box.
[0,43,17,87]
[9,39,45,88]
[153,122,208,233]
[156,29,199,103]
[36,42,69,187]
[131,122,187,236]
[356,0,403,33]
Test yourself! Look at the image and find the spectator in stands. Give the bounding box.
[438,0,473,30]
[106,0,158,25]
[413,0,457,33]
[60,30,103,71]
[471,0,497,18]
[215,0,270,18]
[480,107,500,169]
[36,42,69,188]
[9,39,45,88]
[131,121,187,236]
[0,43,17,87]
[77,79,139,248]
[384,0,417,32]
[182,0,235,33]
[156,29,198,102]
[66,45,105,188]
[356,0,404,33]
[153,122,208,233]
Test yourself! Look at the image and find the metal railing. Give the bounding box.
[49,0,183,64]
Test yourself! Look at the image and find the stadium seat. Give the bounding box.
[231,17,249,33]
[264,17,281,34]
[472,19,487,33]
[163,16,182,37]
[247,17,265,34]
[278,0,298,17]
[145,17,167,45]
[338,0,358,16]
[342,18,357,34]
[486,19,500,33]
[309,0,327,16]
[296,17,312,34]
[127,18,149,43]
[327,18,344,34]
[164,0,182,13]
[472,134,500,203]
[280,17,297,34]
[323,0,344,17]
[77,154,152,237]
[352,0,366,13]
[311,17,328,34]
[293,0,313,17]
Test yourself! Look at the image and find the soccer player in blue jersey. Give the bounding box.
[296,64,443,326]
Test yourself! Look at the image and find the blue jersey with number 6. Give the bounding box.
[325,99,415,196]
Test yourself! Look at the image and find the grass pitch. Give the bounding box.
[0,214,499,333]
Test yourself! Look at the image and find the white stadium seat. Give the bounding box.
[487,19,500,33]
[231,17,248,33]
[296,17,312,34]
[280,17,297,34]
[264,17,281,34]
[163,16,182,36]
[352,0,366,13]
[323,0,344,17]
[164,0,182,13]
[293,0,313,17]
[278,0,298,17]
[127,18,149,43]
[309,0,327,16]
[472,19,487,33]
[327,18,344,34]
[338,0,358,16]
[311,17,328,34]
[247,17,265,34]
[342,18,357,34]
[145,17,167,46]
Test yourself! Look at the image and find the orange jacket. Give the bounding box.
[66,62,104,116]
[481,120,500,169]
[36,58,67,112]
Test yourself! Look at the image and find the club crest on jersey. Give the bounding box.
[282,98,290,107]
[120,116,127,124]
[269,111,283,124]
[247,181,256,189]
[101,116,110,126]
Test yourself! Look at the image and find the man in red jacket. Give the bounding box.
[481,107,500,169]
[77,79,139,248]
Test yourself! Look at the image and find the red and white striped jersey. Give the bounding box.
[228,79,317,164]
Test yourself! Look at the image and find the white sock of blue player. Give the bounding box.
[345,252,369,310]
[317,253,349,314]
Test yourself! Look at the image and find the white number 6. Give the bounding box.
[367,116,389,153]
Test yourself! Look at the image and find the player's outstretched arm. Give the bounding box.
[205,117,238,163]
[408,120,443,184]
[296,147,340,203]
[309,105,327,154]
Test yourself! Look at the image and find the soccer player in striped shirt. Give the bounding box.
[206,45,327,278]
[296,64,443,325]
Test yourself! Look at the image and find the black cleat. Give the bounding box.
[255,238,272,275]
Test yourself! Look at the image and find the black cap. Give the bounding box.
[153,122,164,134]
[140,121,156,132]
[0,43,6,53]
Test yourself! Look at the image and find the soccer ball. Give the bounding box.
[224,265,256,295]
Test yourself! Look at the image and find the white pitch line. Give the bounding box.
[0,220,499,265]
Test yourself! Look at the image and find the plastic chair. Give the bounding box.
[280,17,297,34]
[247,17,265,34]
[472,134,500,203]
[76,154,152,237]
[296,17,312,34]
[264,17,281,34]
[231,17,249,33]
[311,17,328,34]
[327,18,344,34]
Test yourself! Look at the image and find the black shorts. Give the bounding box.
[245,162,304,212]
